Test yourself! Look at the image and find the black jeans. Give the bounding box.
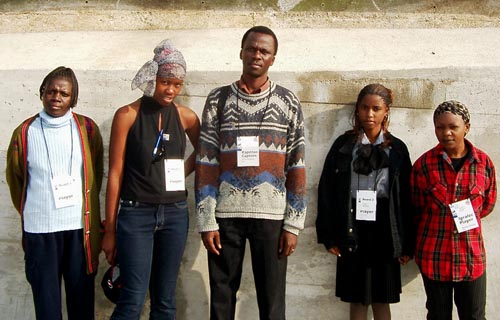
[208,218,287,320]
[422,272,487,320]
[24,229,95,320]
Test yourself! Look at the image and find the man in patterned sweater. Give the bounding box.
[195,26,307,319]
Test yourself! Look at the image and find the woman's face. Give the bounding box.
[153,76,183,107]
[42,78,73,117]
[434,111,470,155]
[356,94,388,133]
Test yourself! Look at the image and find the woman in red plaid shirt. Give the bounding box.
[411,100,497,320]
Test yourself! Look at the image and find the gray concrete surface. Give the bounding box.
[1,5,500,320]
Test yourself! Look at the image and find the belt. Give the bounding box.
[120,200,155,208]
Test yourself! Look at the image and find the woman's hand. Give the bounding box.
[398,255,411,265]
[327,246,341,257]
[102,231,117,265]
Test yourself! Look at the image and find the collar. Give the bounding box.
[39,109,73,128]
[359,129,385,146]
[438,139,479,163]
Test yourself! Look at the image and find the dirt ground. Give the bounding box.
[0,0,499,32]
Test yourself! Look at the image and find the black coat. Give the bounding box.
[316,132,414,258]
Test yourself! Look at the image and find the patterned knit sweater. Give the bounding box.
[195,81,307,235]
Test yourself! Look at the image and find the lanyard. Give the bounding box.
[40,117,74,178]
[235,86,272,136]
[152,111,168,161]
[356,168,380,193]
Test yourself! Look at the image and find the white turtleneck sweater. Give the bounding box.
[23,110,84,233]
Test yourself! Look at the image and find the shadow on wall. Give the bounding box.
[94,179,210,319]
[302,101,421,291]
[176,176,210,319]
[401,260,420,287]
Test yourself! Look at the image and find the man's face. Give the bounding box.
[240,32,276,78]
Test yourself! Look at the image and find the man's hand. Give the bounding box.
[201,231,222,255]
[278,230,298,258]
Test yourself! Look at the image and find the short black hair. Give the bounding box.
[241,26,278,55]
[39,66,79,109]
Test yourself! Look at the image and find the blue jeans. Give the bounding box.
[111,201,189,320]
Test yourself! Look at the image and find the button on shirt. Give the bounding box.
[411,140,497,281]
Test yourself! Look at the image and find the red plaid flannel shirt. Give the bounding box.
[411,140,496,281]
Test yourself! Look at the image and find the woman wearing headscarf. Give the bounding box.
[316,84,413,320]
[411,100,496,320]
[102,39,200,319]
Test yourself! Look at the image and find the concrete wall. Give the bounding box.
[1,12,500,320]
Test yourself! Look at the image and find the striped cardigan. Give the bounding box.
[6,112,103,274]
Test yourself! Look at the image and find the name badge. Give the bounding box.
[164,159,185,191]
[355,190,377,221]
[449,198,479,233]
[51,175,78,208]
[237,136,260,167]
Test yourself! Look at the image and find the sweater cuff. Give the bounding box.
[197,221,219,233]
[283,224,300,236]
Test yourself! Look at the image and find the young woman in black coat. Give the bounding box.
[316,84,413,320]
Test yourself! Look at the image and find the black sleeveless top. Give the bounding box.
[121,96,187,204]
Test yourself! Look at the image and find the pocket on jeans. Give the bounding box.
[174,201,188,210]
[118,206,138,216]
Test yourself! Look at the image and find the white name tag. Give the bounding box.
[237,136,260,167]
[356,190,377,221]
[164,159,185,191]
[449,198,479,233]
[51,175,78,208]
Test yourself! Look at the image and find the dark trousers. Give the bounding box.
[422,273,487,320]
[24,229,95,320]
[208,218,287,320]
